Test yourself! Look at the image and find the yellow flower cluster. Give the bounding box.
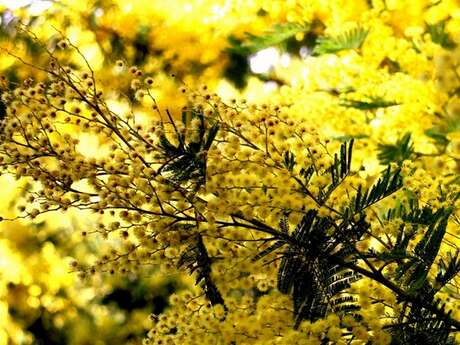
[0,176,179,345]
[1,0,460,344]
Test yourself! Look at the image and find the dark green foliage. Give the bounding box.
[312,26,368,56]
[375,204,458,343]
[133,25,152,66]
[389,306,455,345]
[102,278,176,312]
[347,166,403,215]
[283,150,296,172]
[158,110,219,185]
[316,139,354,204]
[182,134,459,340]
[0,98,5,120]
[279,210,290,234]
[425,127,450,146]
[394,210,450,293]
[228,23,310,55]
[223,44,250,89]
[340,96,400,111]
[275,210,368,327]
[376,220,416,264]
[252,239,285,263]
[299,165,314,183]
[377,133,414,164]
[333,133,369,142]
[178,235,224,306]
[377,132,414,165]
[252,212,290,262]
[436,250,460,288]
[424,115,460,149]
[427,20,456,49]
[26,313,67,345]
[329,140,353,188]
[225,21,323,88]
[385,199,446,225]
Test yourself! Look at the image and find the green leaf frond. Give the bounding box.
[389,304,456,345]
[157,110,219,185]
[379,207,452,295]
[275,210,368,327]
[318,139,354,203]
[427,20,456,49]
[252,211,290,262]
[385,198,446,225]
[436,250,460,288]
[340,95,400,111]
[377,132,414,165]
[425,127,450,146]
[312,25,369,56]
[177,235,225,307]
[228,22,310,55]
[283,150,296,172]
[286,140,356,206]
[347,165,403,216]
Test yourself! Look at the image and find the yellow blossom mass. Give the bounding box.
[0,0,460,344]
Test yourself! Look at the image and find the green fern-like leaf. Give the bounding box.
[318,139,353,203]
[333,133,369,142]
[389,303,455,345]
[425,128,449,146]
[276,210,365,327]
[436,250,460,288]
[349,166,403,215]
[157,111,219,185]
[408,211,450,291]
[427,20,456,49]
[425,112,460,146]
[340,96,400,111]
[178,235,225,306]
[330,139,353,187]
[385,199,446,225]
[313,26,369,56]
[283,150,296,172]
[228,22,310,55]
[376,222,417,264]
[388,209,451,296]
[252,211,292,262]
[377,132,414,165]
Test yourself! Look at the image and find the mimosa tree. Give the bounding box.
[2,1,460,344]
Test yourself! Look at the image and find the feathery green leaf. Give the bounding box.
[313,26,368,56]
[318,139,353,203]
[228,22,310,55]
[157,111,219,185]
[377,132,414,165]
[436,250,460,288]
[340,96,400,111]
[427,20,456,49]
[349,166,403,214]
[178,235,225,306]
